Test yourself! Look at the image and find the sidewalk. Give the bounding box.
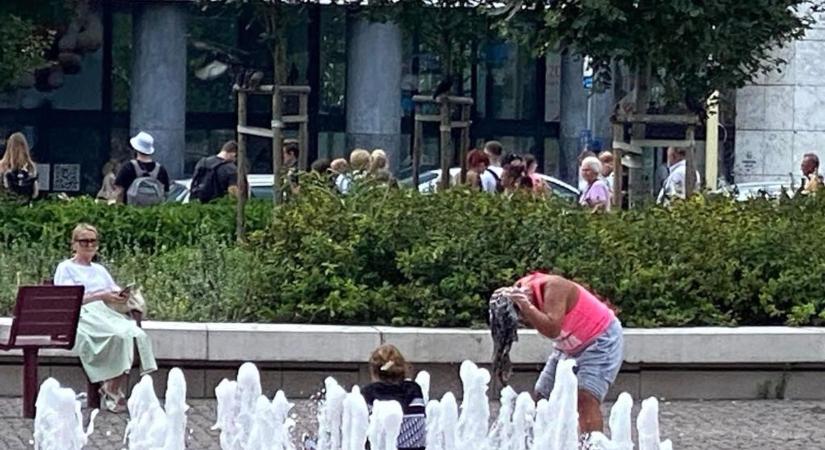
[2,398,824,449]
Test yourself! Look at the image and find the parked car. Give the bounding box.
[167,174,278,203]
[399,168,580,201]
[713,180,795,201]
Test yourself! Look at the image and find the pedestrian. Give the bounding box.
[361,344,426,450]
[577,150,596,192]
[656,146,701,206]
[523,153,548,195]
[798,153,823,195]
[481,141,504,193]
[579,156,611,212]
[496,271,622,444]
[113,131,169,206]
[0,132,39,201]
[331,158,351,194]
[598,151,614,193]
[190,140,239,203]
[464,149,489,191]
[96,159,120,202]
[369,149,395,185]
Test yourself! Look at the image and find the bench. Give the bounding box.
[0,285,84,418]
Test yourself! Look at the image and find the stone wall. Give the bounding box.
[735,11,825,183]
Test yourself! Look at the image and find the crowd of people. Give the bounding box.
[3,129,822,207]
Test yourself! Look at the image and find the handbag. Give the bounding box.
[109,286,147,316]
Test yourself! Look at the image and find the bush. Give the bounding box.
[3,187,825,327]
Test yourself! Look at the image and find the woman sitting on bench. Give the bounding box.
[53,223,157,413]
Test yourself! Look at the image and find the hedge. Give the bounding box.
[2,184,824,328]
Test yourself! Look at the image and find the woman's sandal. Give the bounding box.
[99,386,127,413]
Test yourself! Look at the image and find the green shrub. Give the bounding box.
[3,187,825,327]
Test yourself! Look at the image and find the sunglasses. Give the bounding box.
[74,238,98,246]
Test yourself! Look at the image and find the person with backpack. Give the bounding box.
[113,131,169,206]
[0,132,39,201]
[190,140,239,203]
[481,140,504,193]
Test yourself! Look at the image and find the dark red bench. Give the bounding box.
[0,285,84,418]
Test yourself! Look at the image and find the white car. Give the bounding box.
[167,174,279,203]
[403,168,580,201]
[714,180,796,201]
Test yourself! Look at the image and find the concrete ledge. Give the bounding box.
[0,320,824,400]
[1,320,824,364]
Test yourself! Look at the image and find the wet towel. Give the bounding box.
[489,289,520,387]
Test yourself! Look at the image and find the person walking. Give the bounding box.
[579,156,611,213]
[113,131,169,206]
[190,140,239,203]
[657,146,700,206]
[0,132,39,201]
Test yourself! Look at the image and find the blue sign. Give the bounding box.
[583,76,593,90]
[579,129,592,150]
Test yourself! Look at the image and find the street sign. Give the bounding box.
[582,56,593,90]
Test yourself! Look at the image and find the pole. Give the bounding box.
[705,91,720,190]
[236,90,248,242]
[272,87,284,205]
[438,97,451,191]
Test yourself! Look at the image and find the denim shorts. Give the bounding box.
[534,317,624,402]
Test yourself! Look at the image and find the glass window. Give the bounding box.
[319,7,346,116]
[187,6,238,113]
[112,11,132,111]
[47,126,104,194]
[317,132,347,160]
[483,41,536,120]
[183,128,234,175]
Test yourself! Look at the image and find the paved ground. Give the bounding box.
[2,397,824,449]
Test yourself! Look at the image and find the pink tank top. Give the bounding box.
[517,272,614,354]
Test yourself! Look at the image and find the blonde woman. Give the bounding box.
[369,149,394,184]
[53,224,157,413]
[0,132,39,199]
[96,159,120,201]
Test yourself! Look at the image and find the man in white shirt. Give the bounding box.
[481,140,504,193]
[598,151,614,192]
[657,146,701,205]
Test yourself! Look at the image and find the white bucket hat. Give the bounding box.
[130,131,155,155]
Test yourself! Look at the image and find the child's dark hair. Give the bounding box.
[369,344,409,383]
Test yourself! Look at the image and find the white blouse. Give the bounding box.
[54,259,120,295]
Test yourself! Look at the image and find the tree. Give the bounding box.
[0,1,69,92]
[507,0,819,114]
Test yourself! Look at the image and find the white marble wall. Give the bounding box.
[735,11,825,183]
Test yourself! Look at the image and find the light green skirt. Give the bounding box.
[73,301,157,383]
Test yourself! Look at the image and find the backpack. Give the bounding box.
[4,168,37,198]
[126,160,165,206]
[190,156,231,203]
[486,168,504,193]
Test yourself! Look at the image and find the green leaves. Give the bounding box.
[4,188,825,328]
[514,0,816,111]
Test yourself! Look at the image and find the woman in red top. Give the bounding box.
[504,272,623,435]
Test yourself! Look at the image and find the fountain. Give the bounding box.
[212,362,295,450]
[637,397,673,450]
[32,358,676,450]
[367,400,403,450]
[123,368,189,450]
[33,378,98,450]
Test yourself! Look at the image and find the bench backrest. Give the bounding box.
[7,286,84,349]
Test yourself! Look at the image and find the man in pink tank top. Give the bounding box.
[505,272,624,439]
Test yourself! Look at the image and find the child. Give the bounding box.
[361,344,426,450]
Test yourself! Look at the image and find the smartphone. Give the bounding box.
[119,282,136,296]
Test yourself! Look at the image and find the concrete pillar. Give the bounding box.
[559,52,587,184]
[130,2,187,179]
[346,19,402,170]
[559,52,614,184]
